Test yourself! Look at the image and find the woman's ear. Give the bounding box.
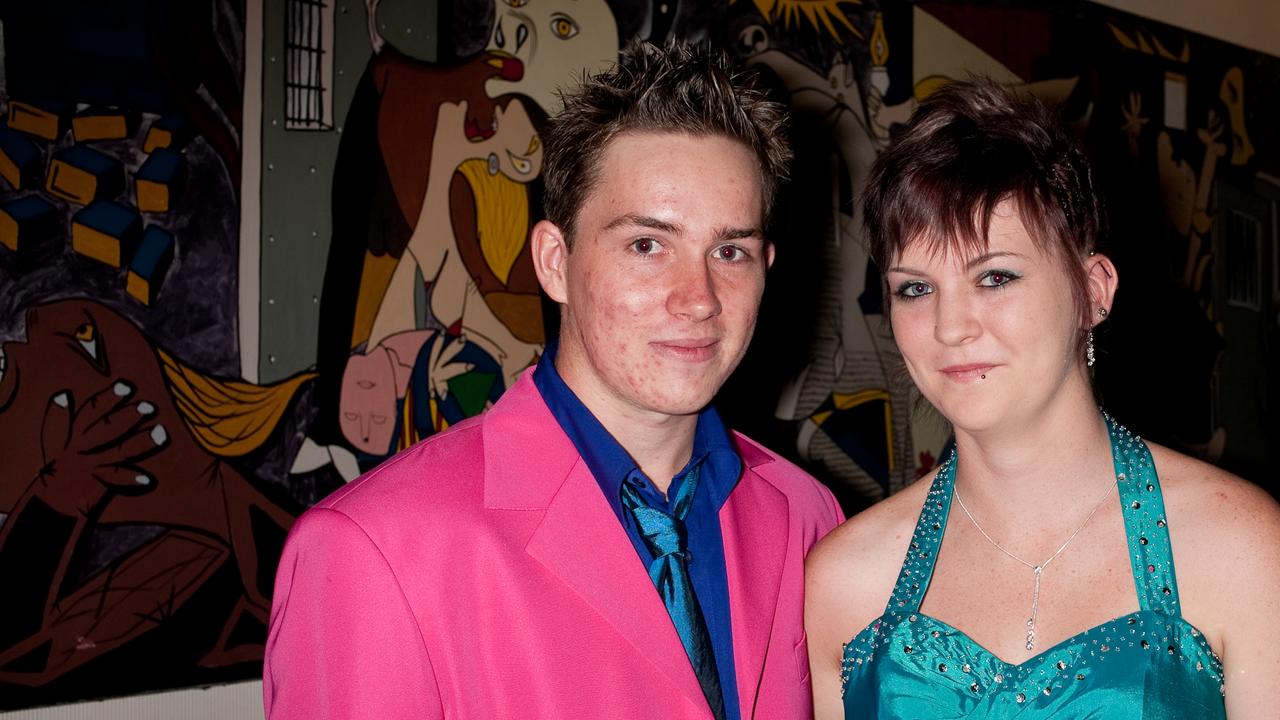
[530,219,569,304]
[1084,252,1119,328]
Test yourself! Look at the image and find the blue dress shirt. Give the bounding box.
[533,342,743,720]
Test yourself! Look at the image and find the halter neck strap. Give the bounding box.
[882,450,956,616]
[1107,414,1183,616]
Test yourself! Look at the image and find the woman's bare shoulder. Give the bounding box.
[1149,443,1280,539]
[806,473,935,646]
[1148,443,1280,652]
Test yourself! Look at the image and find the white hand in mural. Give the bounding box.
[366,0,385,54]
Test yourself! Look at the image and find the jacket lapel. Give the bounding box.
[723,436,790,717]
[526,462,710,714]
[483,373,710,716]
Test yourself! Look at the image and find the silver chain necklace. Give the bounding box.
[953,478,1115,652]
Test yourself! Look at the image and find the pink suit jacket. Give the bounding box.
[264,371,843,719]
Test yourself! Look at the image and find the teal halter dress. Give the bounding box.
[841,417,1226,718]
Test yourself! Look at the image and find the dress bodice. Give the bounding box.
[841,416,1226,718]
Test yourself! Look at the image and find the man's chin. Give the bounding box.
[640,385,724,418]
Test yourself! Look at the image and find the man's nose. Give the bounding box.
[666,259,722,322]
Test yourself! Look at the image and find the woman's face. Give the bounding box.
[885,200,1087,434]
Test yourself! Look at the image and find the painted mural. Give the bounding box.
[0,0,1275,709]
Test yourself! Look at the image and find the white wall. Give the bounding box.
[1094,0,1280,58]
[0,681,262,720]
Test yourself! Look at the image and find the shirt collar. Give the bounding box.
[532,341,741,516]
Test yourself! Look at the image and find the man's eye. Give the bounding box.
[716,245,744,261]
[631,238,659,255]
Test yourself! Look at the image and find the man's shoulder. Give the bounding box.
[732,430,842,525]
[314,416,489,520]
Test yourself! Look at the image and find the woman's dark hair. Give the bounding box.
[863,77,1104,325]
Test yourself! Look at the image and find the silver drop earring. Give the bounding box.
[1087,307,1106,368]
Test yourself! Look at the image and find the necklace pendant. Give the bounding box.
[1025,619,1036,652]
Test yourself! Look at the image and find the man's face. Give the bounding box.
[549,131,773,424]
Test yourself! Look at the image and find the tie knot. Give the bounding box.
[627,503,688,559]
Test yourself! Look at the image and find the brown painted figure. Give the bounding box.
[0,298,304,702]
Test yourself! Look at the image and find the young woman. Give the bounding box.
[806,79,1280,719]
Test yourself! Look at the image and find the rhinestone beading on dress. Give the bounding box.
[839,414,1225,714]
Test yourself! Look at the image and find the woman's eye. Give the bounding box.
[979,269,1020,288]
[897,281,932,298]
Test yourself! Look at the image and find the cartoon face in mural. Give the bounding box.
[340,348,399,455]
[0,299,305,687]
[485,0,619,112]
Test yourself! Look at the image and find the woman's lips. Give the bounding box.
[939,363,998,382]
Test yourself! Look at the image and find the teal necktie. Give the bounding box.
[621,466,726,720]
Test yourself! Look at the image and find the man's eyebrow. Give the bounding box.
[717,227,762,242]
[603,214,682,235]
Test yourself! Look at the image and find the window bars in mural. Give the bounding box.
[1226,208,1261,311]
[285,0,334,130]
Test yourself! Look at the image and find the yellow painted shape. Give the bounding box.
[811,410,833,426]
[8,102,60,141]
[73,115,129,142]
[0,211,18,251]
[458,157,528,285]
[72,222,122,267]
[350,250,399,349]
[46,159,97,204]
[869,11,889,65]
[126,270,151,305]
[832,388,890,410]
[771,0,862,40]
[0,151,20,189]
[1107,22,1139,51]
[1136,32,1154,55]
[157,348,317,457]
[136,178,170,213]
[143,127,173,153]
[829,388,896,472]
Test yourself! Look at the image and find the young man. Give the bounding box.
[264,41,843,719]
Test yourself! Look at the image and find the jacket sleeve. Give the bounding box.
[822,483,846,532]
[264,507,443,719]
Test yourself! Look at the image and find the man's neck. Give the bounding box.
[554,352,700,495]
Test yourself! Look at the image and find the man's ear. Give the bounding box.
[1084,252,1119,328]
[531,219,569,304]
[765,241,776,270]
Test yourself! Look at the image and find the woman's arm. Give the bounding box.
[1155,445,1280,719]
